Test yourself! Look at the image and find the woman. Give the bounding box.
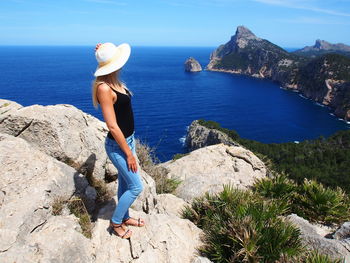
[92,42,145,239]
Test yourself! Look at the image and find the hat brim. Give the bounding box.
[94,43,131,77]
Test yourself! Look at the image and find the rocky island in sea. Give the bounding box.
[207,25,350,121]
[184,57,202,72]
[1,99,349,262]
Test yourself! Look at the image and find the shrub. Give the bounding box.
[253,172,297,201]
[302,250,343,263]
[181,184,304,262]
[136,138,182,194]
[294,179,350,225]
[253,175,350,225]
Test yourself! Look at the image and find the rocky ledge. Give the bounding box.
[0,99,209,263]
[184,57,202,72]
[0,99,349,262]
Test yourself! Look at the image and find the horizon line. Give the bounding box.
[0,44,303,49]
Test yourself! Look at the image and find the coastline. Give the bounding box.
[206,68,350,124]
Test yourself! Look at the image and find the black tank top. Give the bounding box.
[106,85,135,139]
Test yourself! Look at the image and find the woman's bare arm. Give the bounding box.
[97,83,138,172]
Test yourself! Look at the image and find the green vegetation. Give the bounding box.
[0,102,10,108]
[181,184,345,263]
[293,49,350,60]
[136,138,182,194]
[172,152,189,160]
[253,174,350,225]
[181,184,305,262]
[198,119,350,193]
[296,53,350,91]
[303,251,343,263]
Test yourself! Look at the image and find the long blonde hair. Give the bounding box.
[92,69,133,110]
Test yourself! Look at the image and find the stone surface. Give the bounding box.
[0,99,23,122]
[0,132,91,262]
[192,256,214,263]
[185,120,241,151]
[159,143,266,202]
[0,102,109,181]
[0,100,157,215]
[91,200,204,263]
[333,222,350,240]
[184,57,202,72]
[154,193,189,217]
[286,214,349,262]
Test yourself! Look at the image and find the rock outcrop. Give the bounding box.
[0,99,109,181]
[91,203,204,263]
[0,132,93,262]
[159,143,267,202]
[286,214,349,262]
[184,57,202,72]
[0,99,210,263]
[185,120,241,151]
[207,25,350,121]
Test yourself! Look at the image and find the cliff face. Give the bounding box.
[207,26,350,121]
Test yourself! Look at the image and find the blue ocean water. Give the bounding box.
[0,46,349,161]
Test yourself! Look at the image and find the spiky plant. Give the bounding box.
[303,250,344,263]
[252,172,297,201]
[182,184,304,263]
[294,179,350,225]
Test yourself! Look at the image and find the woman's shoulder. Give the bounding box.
[96,82,111,92]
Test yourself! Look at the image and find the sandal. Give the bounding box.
[122,217,145,227]
[108,220,132,239]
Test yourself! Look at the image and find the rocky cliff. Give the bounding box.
[207,25,350,121]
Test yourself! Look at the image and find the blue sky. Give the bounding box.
[0,0,349,48]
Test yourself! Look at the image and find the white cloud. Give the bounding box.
[253,0,350,17]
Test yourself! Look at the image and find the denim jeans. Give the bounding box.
[104,131,143,224]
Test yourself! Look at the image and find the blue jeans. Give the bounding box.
[104,131,143,224]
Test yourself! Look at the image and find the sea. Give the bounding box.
[0,46,349,162]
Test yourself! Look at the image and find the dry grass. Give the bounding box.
[50,195,93,239]
[136,138,181,194]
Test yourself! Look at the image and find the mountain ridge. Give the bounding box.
[207,25,350,121]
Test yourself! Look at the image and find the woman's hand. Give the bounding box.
[126,154,138,173]
[95,43,102,51]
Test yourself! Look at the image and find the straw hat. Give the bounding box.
[94,42,131,77]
